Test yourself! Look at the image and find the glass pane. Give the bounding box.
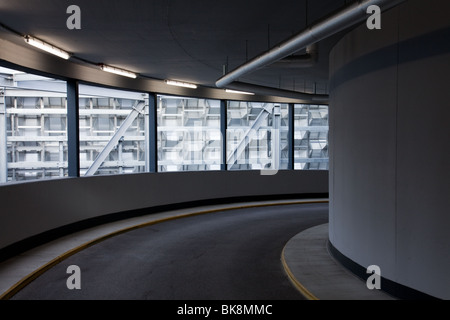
[227,101,289,171]
[79,85,148,176]
[157,95,222,172]
[1,67,67,183]
[294,104,329,170]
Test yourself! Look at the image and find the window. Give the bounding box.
[294,104,328,170]
[227,101,289,171]
[157,95,222,172]
[79,85,148,176]
[1,67,67,182]
[1,65,330,184]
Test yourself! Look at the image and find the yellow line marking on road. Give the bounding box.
[1,199,328,300]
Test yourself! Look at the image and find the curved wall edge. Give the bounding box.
[0,170,329,261]
[329,0,450,299]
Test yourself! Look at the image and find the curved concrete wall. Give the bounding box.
[0,170,328,255]
[329,0,450,299]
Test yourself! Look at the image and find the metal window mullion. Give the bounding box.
[67,80,80,177]
[220,100,227,171]
[148,93,157,173]
[272,105,281,171]
[0,90,7,183]
[288,103,295,170]
[144,95,150,172]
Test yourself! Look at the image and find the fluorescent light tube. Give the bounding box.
[165,80,197,89]
[100,64,137,79]
[225,89,255,95]
[24,36,71,60]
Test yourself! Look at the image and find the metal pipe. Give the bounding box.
[216,0,405,88]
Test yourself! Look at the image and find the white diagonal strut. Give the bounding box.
[84,101,146,176]
[227,104,274,165]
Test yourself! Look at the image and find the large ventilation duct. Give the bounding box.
[216,0,406,90]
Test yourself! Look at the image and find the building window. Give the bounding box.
[1,67,68,182]
[157,95,222,172]
[79,84,148,176]
[294,104,329,170]
[1,65,331,184]
[227,101,289,171]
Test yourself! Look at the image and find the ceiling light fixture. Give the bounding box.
[165,80,197,89]
[24,35,71,60]
[225,89,255,96]
[100,64,137,79]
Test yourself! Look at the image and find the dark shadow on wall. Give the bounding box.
[330,27,450,90]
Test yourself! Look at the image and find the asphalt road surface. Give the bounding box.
[12,202,328,300]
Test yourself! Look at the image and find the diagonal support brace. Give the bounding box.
[84,101,146,176]
[227,104,274,165]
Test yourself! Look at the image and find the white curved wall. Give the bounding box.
[329,0,450,299]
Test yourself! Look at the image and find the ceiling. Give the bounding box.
[0,0,355,96]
